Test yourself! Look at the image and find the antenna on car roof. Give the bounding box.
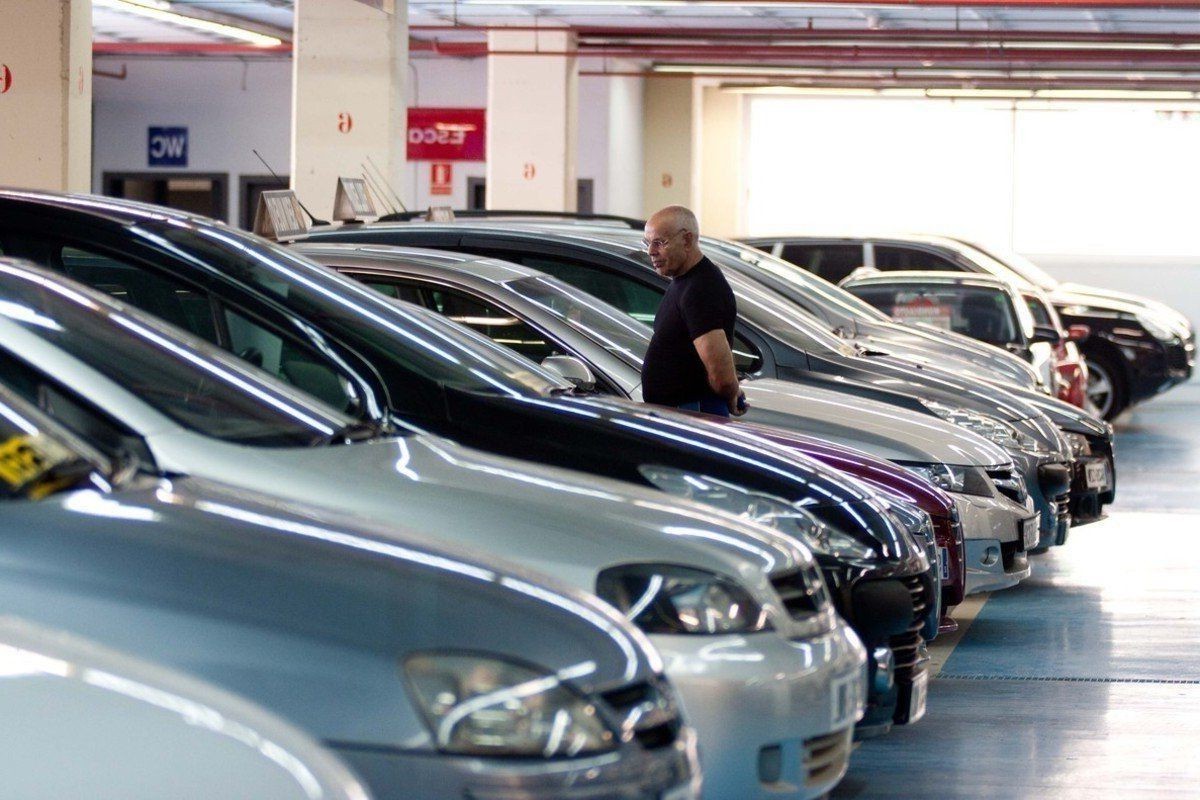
[252,149,328,226]
[365,155,408,214]
[359,168,397,216]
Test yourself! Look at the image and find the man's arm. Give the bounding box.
[693,329,746,415]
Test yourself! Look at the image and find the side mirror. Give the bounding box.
[1031,325,1063,347]
[1067,324,1090,343]
[540,355,596,391]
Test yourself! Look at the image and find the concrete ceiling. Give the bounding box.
[91,1,1200,90]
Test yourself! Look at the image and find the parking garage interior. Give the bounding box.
[1,1,1199,798]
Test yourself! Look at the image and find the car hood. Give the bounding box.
[737,378,1011,469]
[1051,283,1192,334]
[148,430,819,611]
[2,476,663,727]
[681,414,956,518]
[859,320,1042,389]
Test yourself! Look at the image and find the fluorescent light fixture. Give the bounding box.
[722,85,1200,102]
[93,0,284,46]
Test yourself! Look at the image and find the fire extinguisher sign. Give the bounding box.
[430,163,453,196]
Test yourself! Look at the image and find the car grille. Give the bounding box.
[599,680,680,750]
[803,729,853,788]
[1168,341,1193,371]
[770,564,831,620]
[889,575,931,685]
[987,466,1028,504]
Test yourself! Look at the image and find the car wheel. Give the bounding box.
[1084,350,1127,420]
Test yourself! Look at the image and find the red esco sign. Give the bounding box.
[0,65,12,94]
[407,108,485,162]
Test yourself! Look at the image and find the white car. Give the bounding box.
[0,616,371,800]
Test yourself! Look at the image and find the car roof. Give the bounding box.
[843,271,1018,291]
[290,242,542,284]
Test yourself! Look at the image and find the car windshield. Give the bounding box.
[949,240,1060,291]
[152,225,565,398]
[0,263,356,446]
[503,274,652,366]
[620,247,857,357]
[704,240,894,325]
[848,283,1024,348]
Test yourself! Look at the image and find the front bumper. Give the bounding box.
[1012,453,1071,550]
[657,624,866,800]
[335,727,700,800]
[952,493,1036,595]
[1070,433,1116,526]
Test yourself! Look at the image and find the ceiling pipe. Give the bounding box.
[92,42,292,56]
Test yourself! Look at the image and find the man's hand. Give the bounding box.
[732,390,749,417]
[693,329,741,413]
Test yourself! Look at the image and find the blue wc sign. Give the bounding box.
[148,127,188,167]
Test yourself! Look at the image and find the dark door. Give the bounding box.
[103,172,228,223]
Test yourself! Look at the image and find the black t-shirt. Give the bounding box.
[642,257,737,406]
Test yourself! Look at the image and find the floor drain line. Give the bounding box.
[938,674,1200,685]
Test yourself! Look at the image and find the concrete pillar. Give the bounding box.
[604,63,644,219]
[641,77,699,218]
[486,30,577,211]
[292,0,407,220]
[0,0,91,192]
[699,85,747,238]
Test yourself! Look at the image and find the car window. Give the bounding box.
[152,226,563,399]
[873,246,962,272]
[0,349,155,466]
[1024,294,1053,327]
[0,274,353,447]
[780,244,865,284]
[732,331,764,375]
[362,280,424,305]
[58,246,218,342]
[849,284,1022,347]
[417,284,558,364]
[222,306,361,413]
[513,254,662,325]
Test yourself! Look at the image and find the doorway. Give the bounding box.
[103,172,229,222]
[464,177,596,213]
[239,174,291,231]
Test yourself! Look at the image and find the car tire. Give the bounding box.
[1083,348,1127,420]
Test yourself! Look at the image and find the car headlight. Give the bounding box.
[1064,432,1091,458]
[921,400,1048,455]
[882,497,935,545]
[638,465,878,561]
[404,653,615,757]
[1135,313,1178,342]
[895,461,992,498]
[596,563,770,634]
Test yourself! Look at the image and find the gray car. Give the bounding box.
[0,616,373,800]
[0,259,866,800]
[0,383,698,800]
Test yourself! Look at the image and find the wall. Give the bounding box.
[402,56,487,212]
[92,56,292,225]
[642,77,697,216]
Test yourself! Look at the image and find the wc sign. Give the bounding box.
[148,127,188,167]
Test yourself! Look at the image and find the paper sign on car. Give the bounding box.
[892,293,953,329]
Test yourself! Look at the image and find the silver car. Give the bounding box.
[0,617,372,800]
[292,242,1037,596]
[0,258,866,800]
[0,382,697,800]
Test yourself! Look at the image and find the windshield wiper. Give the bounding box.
[308,419,386,448]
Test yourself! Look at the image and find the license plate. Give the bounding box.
[1085,460,1108,490]
[831,670,859,729]
[908,669,929,723]
[1022,515,1041,550]
[938,547,950,581]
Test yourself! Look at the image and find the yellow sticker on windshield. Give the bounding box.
[0,436,48,489]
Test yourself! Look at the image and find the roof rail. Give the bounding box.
[376,208,645,228]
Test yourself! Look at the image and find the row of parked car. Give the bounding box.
[0,186,1189,799]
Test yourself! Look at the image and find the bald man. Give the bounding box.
[641,205,747,417]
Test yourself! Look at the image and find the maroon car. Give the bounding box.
[682,413,964,631]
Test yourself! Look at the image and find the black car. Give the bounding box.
[297,220,1115,549]
[742,233,1195,419]
[0,190,934,735]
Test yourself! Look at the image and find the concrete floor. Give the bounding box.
[833,383,1200,799]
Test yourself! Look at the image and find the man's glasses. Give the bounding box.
[642,230,684,250]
